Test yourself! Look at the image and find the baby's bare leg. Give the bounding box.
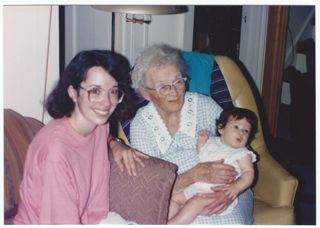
[197,130,210,151]
[168,190,188,220]
[167,194,212,224]
[168,200,180,220]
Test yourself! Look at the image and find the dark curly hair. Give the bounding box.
[216,107,258,145]
[45,50,136,121]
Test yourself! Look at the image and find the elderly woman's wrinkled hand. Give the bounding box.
[193,159,237,184]
[198,190,233,215]
[110,138,149,176]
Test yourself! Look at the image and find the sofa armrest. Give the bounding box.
[109,153,177,224]
[25,116,45,135]
[253,151,298,207]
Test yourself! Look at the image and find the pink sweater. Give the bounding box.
[14,118,110,224]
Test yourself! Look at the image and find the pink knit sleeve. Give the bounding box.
[38,159,80,224]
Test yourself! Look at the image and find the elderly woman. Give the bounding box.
[129,44,254,224]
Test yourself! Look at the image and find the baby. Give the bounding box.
[168,107,258,224]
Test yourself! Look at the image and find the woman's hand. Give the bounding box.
[192,159,237,184]
[214,183,241,201]
[110,137,149,176]
[198,189,233,215]
[172,159,238,194]
[168,192,221,224]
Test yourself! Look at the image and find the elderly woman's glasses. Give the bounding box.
[79,86,124,104]
[142,77,187,96]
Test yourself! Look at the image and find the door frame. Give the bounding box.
[262,6,289,137]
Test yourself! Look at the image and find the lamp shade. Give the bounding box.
[92,5,188,15]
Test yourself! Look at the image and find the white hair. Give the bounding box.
[131,43,187,91]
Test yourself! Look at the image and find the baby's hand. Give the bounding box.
[198,129,210,139]
[197,129,210,151]
[214,183,241,201]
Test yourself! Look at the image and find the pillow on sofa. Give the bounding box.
[181,51,233,109]
[109,153,177,224]
[181,51,214,96]
[4,109,44,221]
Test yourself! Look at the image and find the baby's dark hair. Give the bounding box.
[216,107,258,145]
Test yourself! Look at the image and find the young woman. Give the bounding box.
[14,50,147,224]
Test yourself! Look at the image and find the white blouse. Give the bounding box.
[130,92,223,174]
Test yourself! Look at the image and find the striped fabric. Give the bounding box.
[211,60,234,110]
[3,109,43,220]
[121,52,233,141]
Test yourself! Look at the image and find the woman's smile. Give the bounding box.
[92,108,110,117]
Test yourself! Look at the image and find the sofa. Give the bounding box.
[4,108,177,224]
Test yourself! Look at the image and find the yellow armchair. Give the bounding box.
[215,55,298,224]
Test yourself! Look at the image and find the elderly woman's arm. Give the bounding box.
[173,159,237,192]
[172,160,237,216]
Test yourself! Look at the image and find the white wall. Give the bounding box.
[116,6,194,65]
[4,6,60,123]
[65,5,194,67]
[65,5,112,67]
[3,5,193,123]
[239,5,268,93]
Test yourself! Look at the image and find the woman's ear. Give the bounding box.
[67,85,77,103]
[139,86,151,101]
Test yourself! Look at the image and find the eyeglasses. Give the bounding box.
[142,77,187,96]
[79,86,124,104]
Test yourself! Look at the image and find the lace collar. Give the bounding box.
[141,92,197,154]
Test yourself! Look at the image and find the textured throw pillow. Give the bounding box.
[109,153,177,224]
